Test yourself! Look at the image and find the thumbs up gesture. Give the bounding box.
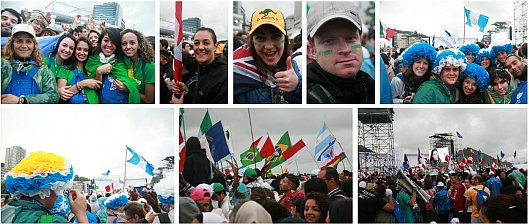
[274,56,298,92]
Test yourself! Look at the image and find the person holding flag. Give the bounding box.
[171,27,228,104]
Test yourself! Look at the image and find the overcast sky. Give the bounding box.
[390,108,527,163]
[181,108,353,174]
[2,1,155,36]
[1,108,174,182]
[381,1,515,39]
[160,1,228,40]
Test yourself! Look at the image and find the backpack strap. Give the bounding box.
[396,73,412,89]
[157,213,171,223]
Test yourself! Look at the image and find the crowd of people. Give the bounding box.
[1,151,174,223]
[1,7,155,104]
[359,167,527,223]
[382,39,527,104]
[180,136,353,223]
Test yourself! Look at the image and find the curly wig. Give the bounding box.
[433,49,467,74]
[459,63,490,91]
[459,42,480,56]
[402,42,437,69]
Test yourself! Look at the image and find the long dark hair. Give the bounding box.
[248,25,290,73]
[304,192,330,223]
[73,36,92,73]
[50,33,76,69]
[121,29,154,63]
[95,27,123,60]
[402,65,431,90]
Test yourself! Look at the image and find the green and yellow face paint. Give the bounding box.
[316,50,333,61]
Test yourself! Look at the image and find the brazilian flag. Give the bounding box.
[240,148,262,167]
[264,131,292,170]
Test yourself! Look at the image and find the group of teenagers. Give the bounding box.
[359,167,527,223]
[1,8,155,104]
[180,136,353,223]
[388,40,527,104]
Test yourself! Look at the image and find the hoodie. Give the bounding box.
[183,137,212,187]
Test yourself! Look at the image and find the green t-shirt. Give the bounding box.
[42,55,74,80]
[1,200,69,223]
[397,191,415,223]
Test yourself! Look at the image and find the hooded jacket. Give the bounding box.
[307,61,374,104]
[182,137,212,187]
[413,78,456,104]
[185,57,228,104]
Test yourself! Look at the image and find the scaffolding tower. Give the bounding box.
[358,109,395,173]
[513,1,527,45]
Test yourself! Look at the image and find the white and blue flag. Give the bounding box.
[127,146,155,176]
[464,7,489,32]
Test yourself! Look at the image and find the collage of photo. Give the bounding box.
[0,0,527,223]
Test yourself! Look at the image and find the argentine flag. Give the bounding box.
[464,7,489,32]
[127,146,155,176]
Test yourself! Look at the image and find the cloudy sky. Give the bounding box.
[1,108,174,182]
[2,1,155,36]
[181,108,353,174]
[160,1,228,40]
[389,108,527,163]
[381,1,515,39]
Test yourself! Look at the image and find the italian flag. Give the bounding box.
[179,129,186,171]
[380,21,396,41]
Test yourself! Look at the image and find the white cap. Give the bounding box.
[385,188,393,196]
[450,217,460,223]
[489,171,495,175]
[359,181,367,188]
[12,24,36,38]
[437,182,445,187]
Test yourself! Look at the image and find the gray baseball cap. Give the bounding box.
[307,2,362,38]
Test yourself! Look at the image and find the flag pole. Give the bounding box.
[247,108,257,169]
[123,145,128,192]
[181,109,187,143]
[463,7,466,44]
[295,161,300,175]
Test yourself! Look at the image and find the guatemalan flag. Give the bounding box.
[127,146,155,176]
[464,7,489,32]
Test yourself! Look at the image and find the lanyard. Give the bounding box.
[50,55,61,77]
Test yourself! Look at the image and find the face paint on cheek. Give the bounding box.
[254,42,264,48]
[351,44,362,54]
[274,40,284,47]
[316,50,333,60]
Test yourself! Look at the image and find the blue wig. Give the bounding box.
[402,42,437,69]
[459,63,490,92]
[475,48,495,66]
[104,194,128,210]
[433,49,467,74]
[491,40,513,57]
[459,43,480,56]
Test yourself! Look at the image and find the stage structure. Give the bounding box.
[358,109,395,173]
[514,1,527,46]
[428,133,462,168]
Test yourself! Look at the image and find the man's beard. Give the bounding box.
[1,29,12,37]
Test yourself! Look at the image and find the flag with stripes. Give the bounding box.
[464,7,489,32]
[127,146,155,176]
[173,1,183,82]
[315,123,345,169]
[233,46,275,96]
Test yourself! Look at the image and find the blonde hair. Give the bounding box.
[2,33,43,66]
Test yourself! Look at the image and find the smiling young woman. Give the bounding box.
[121,29,155,104]
[170,27,228,104]
[233,7,301,104]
